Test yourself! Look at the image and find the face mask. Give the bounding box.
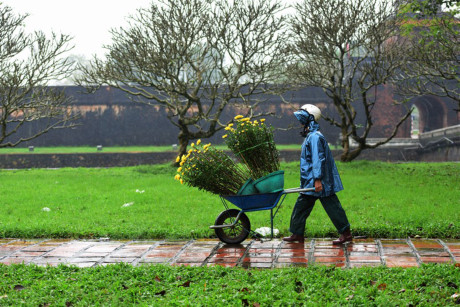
[299,125,309,137]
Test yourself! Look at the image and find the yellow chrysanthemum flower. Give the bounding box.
[260,118,266,122]
[180,179,184,184]
[174,174,181,180]
[224,126,231,131]
[228,123,234,127]
[191,143,195,147]
[241,118,250,122]
[234,115,244,120]
[177,167,182,172]
[222,134,228,139]
[180,161,185,166]
[175,156,181,163]
[253,120,258,125]
[197,139,201,145]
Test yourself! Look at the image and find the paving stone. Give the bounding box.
[71,262,96,268]
[315,256,345,263]
[349,262,381,268]
[278,250,310,257]
[242,257,275,263]
[22,245,56,252]
[276,258,308,263]
[206,263,238,267]
[12,251,48,257]
[67,257,103,263]
[314,249,345,257]
[241,262,272,268]
[420,256,453,263]
[0,257,33,264]
[208,256,241,263]
[172,263,202,267]
[84,244,123,253]
[103,257,136,263]
[411,240,443,249]
[273,262,308,268]
[349,256,381,262]
[175,256,207,263]
[312,262,346,268]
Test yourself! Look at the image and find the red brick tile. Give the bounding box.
[242,257,274,263]
[241,262,272,268]
[67,257,103,263]
[420,257,453,263]
[0,257,33,264]
[349,262,381,268]
[315,256,345,263]
[247,248,276,253]
[103,257,136,263]
[278,251,309,257]
[386,262,419,268]
[208,257,240,263]
[348,245,378,253]
[313,262,345,268]
[273,262,308,268]
[206,263,238,267]
[251,242,281,249]
[214,251,245,257]
[277,258,308,263]
[172,263,202,267]
[385,257,418,267]
[84,244,123,253]
[348,252,379,257]
[314,250,345,257]
[139,258,170,263]
[179,252,212,258]
[411,240,442,249]
[175,256,207,263]
[21,245,56,252]
[71,262,96,268]
[349,255,381,262]
[12,251,47,257]
[281,242,309,249]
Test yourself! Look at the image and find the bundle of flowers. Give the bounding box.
[223,115,280,179]
[174,140,251,195]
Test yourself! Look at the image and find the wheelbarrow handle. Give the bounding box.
[283,187,316,194]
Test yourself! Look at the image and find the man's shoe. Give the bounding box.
[332,229,352,245]
[282,234,304,243]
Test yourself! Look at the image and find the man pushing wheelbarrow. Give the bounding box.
[283,104,352,245]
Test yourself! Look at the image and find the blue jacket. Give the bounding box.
[300,122,344,197]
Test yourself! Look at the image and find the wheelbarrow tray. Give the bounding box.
[222,191,283,212]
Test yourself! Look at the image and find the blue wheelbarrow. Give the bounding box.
[209,187,315,244]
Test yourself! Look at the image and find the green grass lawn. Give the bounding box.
[0,264,458,306]
[0,161,458,239]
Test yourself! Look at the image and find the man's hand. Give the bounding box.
[314,179,323,192]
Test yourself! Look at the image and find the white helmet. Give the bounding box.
[300,104,321,121]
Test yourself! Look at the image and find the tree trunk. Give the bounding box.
[175,130,189,167]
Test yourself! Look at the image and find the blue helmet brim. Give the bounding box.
[294,110,310,125]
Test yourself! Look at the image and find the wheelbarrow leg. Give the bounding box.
[271,209,274,239]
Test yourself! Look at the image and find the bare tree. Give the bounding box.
[0,3,78,148]
[396,0,459,112]
[77,0,289,160]
[287,0,413,162]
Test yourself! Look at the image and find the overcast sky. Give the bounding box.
[3,0,152,58]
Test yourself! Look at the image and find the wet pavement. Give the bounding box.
[0,238,458,268]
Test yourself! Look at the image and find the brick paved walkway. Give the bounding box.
[0,238,458,268]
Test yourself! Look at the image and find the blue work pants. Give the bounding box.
[289,193,350,236]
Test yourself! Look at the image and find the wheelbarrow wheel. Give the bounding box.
[214,209,251,244]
